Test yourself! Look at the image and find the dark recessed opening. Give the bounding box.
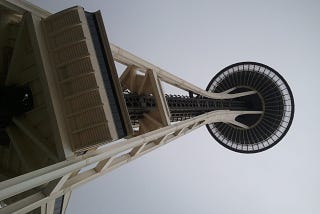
[233,87,263,127]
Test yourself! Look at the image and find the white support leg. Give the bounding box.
[110,44,256,99]
[0,110,260,203]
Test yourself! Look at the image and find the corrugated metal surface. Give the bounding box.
[42,7,130,152]
[43,7,113,151]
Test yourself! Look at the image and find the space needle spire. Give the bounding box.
[0,1,294,213]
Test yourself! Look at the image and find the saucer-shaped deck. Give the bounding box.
[206,62,294,153]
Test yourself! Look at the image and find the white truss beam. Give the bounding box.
[111,44,256,99]
[0,110,258,204]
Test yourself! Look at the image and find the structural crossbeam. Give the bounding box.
[111,44,256,99]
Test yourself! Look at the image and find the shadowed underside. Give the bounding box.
[206,62,295,153]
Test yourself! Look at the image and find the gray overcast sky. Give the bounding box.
[30,0,320,213]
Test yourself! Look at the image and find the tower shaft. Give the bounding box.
[0,3,255,212]
[125,93,247,123]
[0,40,256,211]
[0,1,295,214]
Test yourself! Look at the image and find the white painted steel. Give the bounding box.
[0,1,261,213]
[110,44,256,99]
[1,110,260,213]
[0,110,258,202]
